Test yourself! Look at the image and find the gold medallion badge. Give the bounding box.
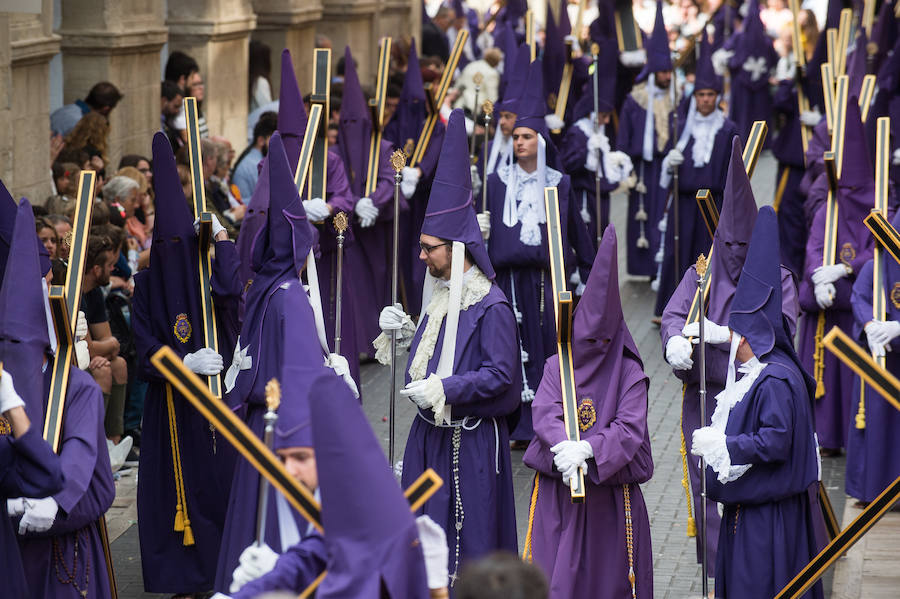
[578,398,596,432]
[891,283,900,310]
[0,415,10,436]
[174,313,192,344]
[839,242,856,266]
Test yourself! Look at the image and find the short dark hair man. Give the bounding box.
[50,81,123,136]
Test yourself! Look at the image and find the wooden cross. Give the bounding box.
[614,0,643,53]
[788,0,811,159]
[308,49,332,202]
[365,37,393,197]
[550,38,575,134]
[871,117,891,373]
[526,10,536,61]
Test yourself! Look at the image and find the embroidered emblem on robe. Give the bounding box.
[174,313,192,343]
[839,242,856,265]
[578,398,596,432]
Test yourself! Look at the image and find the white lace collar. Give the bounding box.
[710,357,767,432]
[498,152,562,247]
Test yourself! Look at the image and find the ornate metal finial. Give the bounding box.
[265,378,281,412]
[473,72,484,87]
[591,42,599,56]
[390,149,407,172]
[333,211,349,234]
[482,99,493,116]
[696,253,708,278]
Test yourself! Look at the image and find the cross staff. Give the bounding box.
[526,10,536,61]
[544,186,585,502]
[308,49,332,203]
[788,0,811,159]
[184,96,221,398]
[864,210,900,265]
[255,379,281,546]
[388,149,406,466]
[614,0,643,52]
[481,100,493,214]
[410,30,468,168]
[332,212,349,355]
[694,254,711,598]
[365,37,393,197]
[858,75,877,123]
[590,42,602,243]
[550,39,575,134]
[773,326,900,599]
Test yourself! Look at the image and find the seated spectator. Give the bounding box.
[210,136,244,207]
[45,214,72,259]
[171,70,209,141]
[50,81,123,136]
[63,112,110,193]
[115,166,154,251]
[232,110,278,201]
[160,79,185,151]
[119,154,153,188]
[102,175,140,228]
[45,162,81,215]
[201,138,240,236]
[35,217,59,260]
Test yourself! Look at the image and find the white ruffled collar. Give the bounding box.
[710,357,767,432]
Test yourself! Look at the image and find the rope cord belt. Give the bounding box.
[679,386,697,537]
[165,383,194,546]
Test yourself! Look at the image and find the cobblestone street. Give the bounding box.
[109,151,865,598]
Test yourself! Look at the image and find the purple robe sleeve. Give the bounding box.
[0,425,63,498]
[211,239,243,300]
[799,207,825,313]
[372,141,398,213]
[325,151,357,212]
[773,80,797,114]
[132,273,168,384]
[232,534,327,599]
[441,302,519,415]
[560,128,588,173]
[725,376,793,465]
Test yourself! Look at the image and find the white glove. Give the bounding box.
[691,426,725,458]
[75,310,88,340]
[665,148,684,169]
[399,375,444,413]
[355,197,379,228]
[229,542,279,593]
[865,321,888,358]
[470,164,482,197]
[379,304,411,333]
[193,214,226,238]
[401,166,420,199]
[814,282,836,309]
[665,335,694,370]
[865,320,900,353]
[0,368,25,414]
[18,496,58,534]
[416,515,449,590]
[6,497,26,517]
[476,211,491,240]
[619,48,646,68]
[812,264,849,285]
[75,340,91,370]
[544,113,566,131]
[183,347,224,376]
[682,318,731,345]
[893,148,900,166]
[712,48,734,76]
[325,352,359,399]
[303,197,330,222]
[551,439,593,474]
[800,109,822,127]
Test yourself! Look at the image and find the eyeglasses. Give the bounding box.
[419,241,451,254]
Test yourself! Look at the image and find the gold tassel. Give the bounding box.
[522,473,540,563]
[182,518,195,547]
[814,311,827,399]
[166,384,193,545]
[855,378,866,429]
[624,484,636,599]
[679,387,697,537]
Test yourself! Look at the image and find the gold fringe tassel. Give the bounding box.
[165,384,194,546]
[522,473,540,563]
[814,311,827,399]
[679,386,697,537]
[624,484,636,599]
[855,378,866,429]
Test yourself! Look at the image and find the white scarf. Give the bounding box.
[486,128,512,175]
[660,97,725,189]
[642,73,660,163]
[576,116,610,174]
[499,139,562,246]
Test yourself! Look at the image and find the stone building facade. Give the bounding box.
[0,0,419,201]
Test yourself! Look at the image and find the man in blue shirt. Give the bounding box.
[50,81,122,136]
[231,111,278,201]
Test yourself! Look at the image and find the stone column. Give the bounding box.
[167,0,256,149]
[57,0,167,170]
[0,0,61,202]
[315,0,379,82]
[251,0,322,99]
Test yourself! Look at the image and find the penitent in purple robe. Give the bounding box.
[134,134,243,593]
[231,534,327,599]
[523,225,654,599]
[17,368,116,599]
[846,255,900,502]
[661,139,799,576]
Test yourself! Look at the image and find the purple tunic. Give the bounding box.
[723,13,778,144]
[400,283,521,575]
[618,91,670,276]
[17,368,115,599]
[1,425,64,599]
[847,260,900,502]
[231,534,327,599]
[485,171,595,440]
[559,124,619,245]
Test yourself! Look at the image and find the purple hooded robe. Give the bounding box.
[523,224,654,599]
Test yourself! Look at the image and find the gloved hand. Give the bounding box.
[303,197,330,222]
[619,48,646,68]
[665,148,684,169]
[229,542,279,593]
[470,164,482,197]
[355,197,379,228]
[665,335,694,370]
[691,426,725,458]
[75,310,88,341]
[865,320,900,355]
[193,214,227,239]
[401,166,421,199]
[325,353,359,398]
[893,148,900,166]
[0,368,25,414]
[812,263,849,285]
[183,347,224,376]
[74,340,91,370]
[399,375,445,413]
[865,321,888,358]
[379,304,412,333]
[551,440,593,480]
[6,497,26,517]
[800,109,822,127]
[18,496,59,534]
[544,113,566,131]
[712,48,734,76]
[682,318,731,345]
[814,282,835,310]
[416,515,449,590]
[476,211,491,240]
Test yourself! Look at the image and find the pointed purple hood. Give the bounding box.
[869,0,898,75]
[694,29,722,93]
[278,49,308,170]
[310,373,429,598]
[495,43,531,115]
[728,0,777,91]
[543,2,570,108]
[384,41,427,151]
[638,1,672,80]
[337,46,373,197]
[514,57,550,138]
[0,199,52,421]
[588,2,616,41]
[0,180,18,284]
[728,206,791,360]
[839,100,874,195]
[846,29,869,99]
[421,109,495,280]
[273,363,314,450]
[708,137,759,324]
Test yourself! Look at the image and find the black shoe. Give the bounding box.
[124,448,139,467]
[124,427,141,448]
